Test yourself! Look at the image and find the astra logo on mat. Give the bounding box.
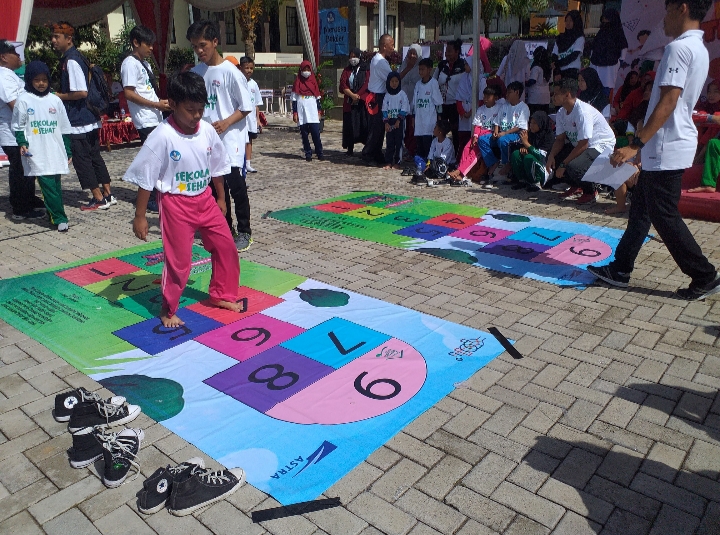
[292,440,337,478]
[170,150,181,161]
[448,337,485,361]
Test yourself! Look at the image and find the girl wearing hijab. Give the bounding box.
[292,60,324,161]
[589,9,628,95]
[578,67,609,115]
[11,60,72,231]
[526,46,551,115]
[340,48,368,156]
[552,10,585,79]
[497,40,530,91]
[401,44,422,159]
[381,72,410,169]
[509,111,555,191]
[612,70,640,116]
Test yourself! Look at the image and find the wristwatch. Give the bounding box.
[631,137,645,149]
[557,162,566,169]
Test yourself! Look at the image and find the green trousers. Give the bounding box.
[37,175,68,225]
[701,138,720,188]
[510,148,547,185]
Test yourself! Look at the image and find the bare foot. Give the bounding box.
[448,170,462,180]
[382,165,392,170]
[160,311,185,328]
[604,204,627,214]
[688,186,716,193]
[498,163,512,176]
[392,164,403,170]
[211,299,245,313]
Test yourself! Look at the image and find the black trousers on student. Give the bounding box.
[225,166,251,236]
[554,144,600,194]
[2,145,36,215]
[609,169,717,286]
[137,127,157,205]
[70,130,111,190]
[415,135,433,160]
[299,123,323,159]
[385,126,403,164]
[362,92,386,164]
[441,103,460,155]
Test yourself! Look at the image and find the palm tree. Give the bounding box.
[235,0,264,58]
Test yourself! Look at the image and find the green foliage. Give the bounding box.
[532,20,557,36]
[167,48,195,74]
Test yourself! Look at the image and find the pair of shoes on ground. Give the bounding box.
[558,187,598,205]
[56,388,144,488]
[81,195,117,212]
[138,457,245,516]
[11,207,46,220]
[588,266,720,301]
[234,233,253,252]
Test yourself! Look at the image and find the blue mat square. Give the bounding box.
[509,227,574,247]
[393,223,456,241]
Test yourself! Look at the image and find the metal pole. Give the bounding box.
[295,0,317,70]
[378,0,386,44]
[471,0,480,117]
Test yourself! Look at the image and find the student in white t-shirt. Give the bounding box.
[546,77,615,205]
[189,20,253,252]
[0,40,43,219]
[121,26,170,142]
[12,61,72,232]
[589,0,720,301]
[239,56,262,173]
[381,72,410,169]
[412,58,444,167]
[526,46,551,115]
[124,71,243,329]
[552,11,585,79]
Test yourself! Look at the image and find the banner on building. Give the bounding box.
[319,8,349,56]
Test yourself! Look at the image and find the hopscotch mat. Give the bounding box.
[0,242,507,504]
[269,192,633,287]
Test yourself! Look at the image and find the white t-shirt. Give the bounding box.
[553,37,585,72]
[494,101,530,131]
[642,30,708,171]
[369,53,392,94]
[526,66,550,105]
[292,93,320,125]
[0,66,24,146]
[429,136,456,164]
[382,90,410,120]
[11,92,72,176]
[246,78,262,134]
[413,78,443,136]
[472,100,504,131]
[123,119,231,195]
[120,55,162,130]
[66,59,101,134]
[555,99,616,153]
[191,61,252,168]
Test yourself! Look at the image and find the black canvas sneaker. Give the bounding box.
[67,426,104,468]
[675,273,720,301]
[137,457,206,514]
[587,264,630,288]
[167,467,246,516]
[54,387,102,422]
[97,427,144,488]
[68,396,140,432]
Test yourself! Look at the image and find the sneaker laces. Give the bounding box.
[168,462,205,477]
[78,388,102,403]
[196,468,234,485]
[95,427,141,484]
[96,399,127,425]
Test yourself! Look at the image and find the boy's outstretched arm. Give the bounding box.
[133,188,152,241]
[211,176,227,216]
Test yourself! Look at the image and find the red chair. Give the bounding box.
[679,165,720,222]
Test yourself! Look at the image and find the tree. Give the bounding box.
[508,0,548,35]
[236,0,281,58]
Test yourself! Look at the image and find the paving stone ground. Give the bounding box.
[0,117,719,535]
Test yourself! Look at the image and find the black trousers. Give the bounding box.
[137,126,155,143]
[225,166,251,236]
[385,125,403,164]
[609,169,717,286]
[362,92,386,164]
[416,135,433,160]
[555,144,599,194]
[441,103,460,155]
[299,123,323,158]
[70,129,111,190]
[2,145,36,215]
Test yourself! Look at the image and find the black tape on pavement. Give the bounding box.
[251,497,342,523]
[261,211,272,219]
[488,327,524,359]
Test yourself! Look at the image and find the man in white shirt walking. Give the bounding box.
[0,40,44,219]
[589,0,720,301]
[51,21,114,211]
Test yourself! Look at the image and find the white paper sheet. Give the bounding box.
[582,148,638,190]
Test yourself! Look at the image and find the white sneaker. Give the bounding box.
[58,222,69,232]
[246,164,257,173]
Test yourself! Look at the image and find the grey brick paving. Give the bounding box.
[0,121,719,534]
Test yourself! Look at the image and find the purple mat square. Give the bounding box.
[204,346,334,413]
[481,238,552,261]
[393,223,456,241]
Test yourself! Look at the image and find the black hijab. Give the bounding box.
[578,67,609,112]
[386,72,401,95]
[590,9,628,66]
[24,61,51,97]
[531,46,551,82]
[619,71,640,102]
[556,10,584,54]
[528,111,555,154]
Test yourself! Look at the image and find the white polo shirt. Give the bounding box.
[641,30,708,171]
[369,53,392,94]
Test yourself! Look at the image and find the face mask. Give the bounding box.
[301,71,311,78]
[349,58,360,67]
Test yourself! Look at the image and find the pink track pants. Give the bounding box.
[158,187,240,316]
